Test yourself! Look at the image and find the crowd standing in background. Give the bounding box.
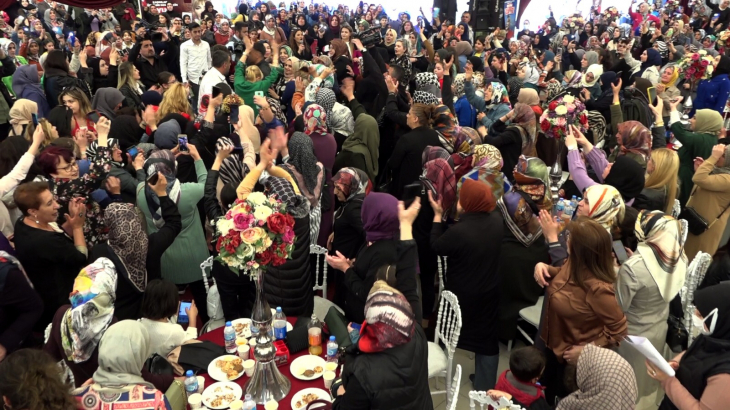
[1,0,730,409]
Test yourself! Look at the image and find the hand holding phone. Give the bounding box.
[178,301,192,324]
[612,240,629,265]
[178,135,189,152]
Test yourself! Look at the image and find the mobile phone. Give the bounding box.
[714,13,720,19]
[178,135,189,152]
[402,182,422,207]
[68,32,75,46]
[230,105,240,125]
[178,301,192,324]
[146,172,159,185]
[612,240,629,265]
[127,146,139,158]
[647,86,657,104]
[212,85,221,98]
[88,111,100,123]
[350,322,361,332]
[31,113,38,126]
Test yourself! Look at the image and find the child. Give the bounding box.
[493,346,546,407]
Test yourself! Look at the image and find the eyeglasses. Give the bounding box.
[59,161,78,172]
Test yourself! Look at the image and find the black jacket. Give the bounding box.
[88,196,182,320]
[354,47,388,118]
[387,126,441,199]
[0,263,43,354]
[334,325,433,410]
[119,83,144,111]
[43,68,92,110]
[342,240,398,323]
[484,119,524,183]
[633,187,667,213]
[128,38,177,89]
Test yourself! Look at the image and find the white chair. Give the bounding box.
[469,390,526,410]
[200,256,226,333]
[428,291,462,404]
[446,364,462,410]
[672,199,681,218]
[680,219,688,246]
[437,256,448,297]
[509,296,544,351]
[310,244,328,299]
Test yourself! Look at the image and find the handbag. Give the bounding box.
[678,187,730,236]
[144,354,175,375]
[665,314,689,353]
[164,380,187,410]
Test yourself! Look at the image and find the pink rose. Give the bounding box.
[686,68,696,76]
[282,226,295,244]
[233,213,253,230]
[701,59,710,67]
[691,53,700,61]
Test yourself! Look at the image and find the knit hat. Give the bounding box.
[358,281,415,353]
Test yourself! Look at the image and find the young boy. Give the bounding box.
[493,346,546,407]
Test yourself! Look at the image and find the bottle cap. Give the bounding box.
[245,394,252,400]
[330,336,336,341]
[186,370,193,376]
[226,321,232,326]
[276,307,282,312]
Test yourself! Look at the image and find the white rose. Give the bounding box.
[562,95,575,104]
[555,105,568,115]
[699,49,708,56]
[216,218,235,235]
[247,192,267,206]
[254,206,274,221]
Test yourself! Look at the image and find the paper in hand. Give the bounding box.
[625,335,675,377]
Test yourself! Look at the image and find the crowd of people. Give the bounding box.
[0,0,729,409]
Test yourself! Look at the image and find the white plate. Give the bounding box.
[207,355,245,382]
[289,354,327,381]
[290,388,331,409]
[231,318,252,338]
[202,382,242,409]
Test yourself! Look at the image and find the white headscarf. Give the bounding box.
[92,320,153,388]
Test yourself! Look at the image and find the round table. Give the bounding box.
[197,319,333,410]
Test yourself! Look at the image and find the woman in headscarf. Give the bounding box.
[458,144,508,203]
[513,155,552,211]
[556,345,637,410]
[11,65,50,118]
[519,61,541,91]
[91,87,125,120]
[282,131,326,243]
[609,120,653,168]
[315,87,355,150]
[585,71,617,127]
[453,74,479,129]
[682,144,730,260]
[650,282,730,410]
[81,56,119,95]
[19,38,42,76]
[667,101,724,206]
[7,99,37,140]
[694,55,730,115]
[636,48,662,84]
[428,178,502,390]
[326,192,399,323]
[334,113,379,181]
[562,70,585,97]
[89,178,181,320]
[484,103,536,182]
[507,75,523,107]
[615,211,687,409]
[72,321,169,409]
[43,258,117,387]
[566,125,646,205]
[136,147,210,324]
[581,64,604,99]
[657,65,681,121]
[329,167,370,308]
[466,77,511,136]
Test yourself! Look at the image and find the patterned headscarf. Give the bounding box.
[584,184,626,236]
[635,210,688,302]
[513,155,551,210]
[508,76,523,103]
[422,146,455,168]
[332,167,371,202]
[303,104,328,135]
[498,190,542,247]
[143,149,181,228]
[558,345,637,410]
[453,73,466,98]
[654,40,668,58]
[564,70,583,88]
[105,203,149,292]
[453,127,483,155]
[616,120,652,164]
[432,105,458,152]
[265,176,310,218]
[412,91,440,105]
[315,87,336,130]
[487,82,509,108]
[422,158,457,215]
[61,258,117,363]
[544,79,565,103]
[457,144,507,205]
[359,281,415,353]
[511,103,537,156]
[415,72,439,89]
[287,132,319,193]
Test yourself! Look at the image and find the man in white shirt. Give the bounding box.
[197,50,232,116]
[179,23,211,114]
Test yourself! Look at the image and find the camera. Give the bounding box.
[353,26,382,47]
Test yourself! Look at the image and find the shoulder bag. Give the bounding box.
[678,186,730,236]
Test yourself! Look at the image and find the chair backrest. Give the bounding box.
[310,244,328,299]
[680,219,688,246]
[468,390,526,410]
[672,199,681,218]
[201,256,214,293]
[437,256,448,296]
[434,291,462,358]
[446,364,462,410]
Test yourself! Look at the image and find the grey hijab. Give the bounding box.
[92,321,152,387]
[91,88,125,120]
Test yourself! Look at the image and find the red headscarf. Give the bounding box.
[459,179,496,213]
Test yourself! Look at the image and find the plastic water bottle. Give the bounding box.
[274,307,287,340]
[224,321,237,354]
[571,195,578,208]
[184,370,198,396]
[563,203,574,220]
[326,336,338,362]
[242,394,256,410]
[555,199,564,217]
[308,314,323,355]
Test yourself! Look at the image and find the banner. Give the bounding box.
[504,0,517,38]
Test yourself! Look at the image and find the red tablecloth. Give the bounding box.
[197,319,331,410]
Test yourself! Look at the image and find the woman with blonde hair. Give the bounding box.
[635,148,680,213]
[117,61,145,111]
[156,83,193,122]
[58,87,96,136]
[383,28,398,60]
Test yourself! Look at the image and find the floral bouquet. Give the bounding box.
[539,95,589,139]
[221,94,244,115]
[677,50,715,83]
[603,6,619,19]
[717,31,730,49]
[214,192,296,275]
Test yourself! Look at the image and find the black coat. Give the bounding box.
[633,187,668,213]
[119,83,144,111]
[43,68,92,110]
[387,126,441,199]
[0,264,43,354]
[431,211,504,355]
[334,325,433,410]
[342,240,398,323]
[484,119,523,183]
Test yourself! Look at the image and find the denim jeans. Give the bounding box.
[474,354,499,391]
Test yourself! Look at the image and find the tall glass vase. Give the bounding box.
[549,141,563,215]
[245,268,291,404]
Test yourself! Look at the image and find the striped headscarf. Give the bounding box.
[422,158,457,216]
[583,184,625,235]
[635,210,687,301]
[616,120,652,165]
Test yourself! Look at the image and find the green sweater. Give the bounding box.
[136,159,209,284]
[233,61,282,118]
[671,122,718,207]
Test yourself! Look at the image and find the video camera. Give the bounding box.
[352,26,382,48]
